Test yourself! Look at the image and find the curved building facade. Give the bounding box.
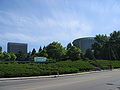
[73,37,95,53]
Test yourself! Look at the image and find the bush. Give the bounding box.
[0,60,94,78]
[96,60,120,69]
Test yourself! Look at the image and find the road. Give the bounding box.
[0,70,120,90]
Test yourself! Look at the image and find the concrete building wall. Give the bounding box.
[73,37,95,53]
[7,42,27,54]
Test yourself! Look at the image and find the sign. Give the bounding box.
[34,57,47,63]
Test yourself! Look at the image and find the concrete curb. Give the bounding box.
[0,70,108,81]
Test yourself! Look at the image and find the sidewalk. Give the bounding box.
[0,70,106,81]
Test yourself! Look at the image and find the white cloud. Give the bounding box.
[0,10,93,43]
[0,33,53,43]
[35,11,93,40]
[0,10,33,27]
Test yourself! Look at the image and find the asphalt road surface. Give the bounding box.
[1,69,120,90]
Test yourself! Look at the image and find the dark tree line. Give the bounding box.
[1,31,119,61]
[0,42,82,62]
[33,42,82,61]
[90,31,120,60]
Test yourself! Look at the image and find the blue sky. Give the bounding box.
[0,0,120,52]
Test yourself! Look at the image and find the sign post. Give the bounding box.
[34,57,47,63]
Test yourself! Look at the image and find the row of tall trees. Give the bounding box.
[15,31,120,61]
[0,42,82,61]
[32,42,82,61]
[1,31,119,61]
[90,31,120,60]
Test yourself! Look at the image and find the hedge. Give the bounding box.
[0,60,94,78]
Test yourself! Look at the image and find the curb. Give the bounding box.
[0,70,107,81]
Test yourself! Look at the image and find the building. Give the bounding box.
[0,46,2,52]
[72,37,95,53]
[7,42,27,54]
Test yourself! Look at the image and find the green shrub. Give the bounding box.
[96,60,120,69]
[0,60,94,78]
